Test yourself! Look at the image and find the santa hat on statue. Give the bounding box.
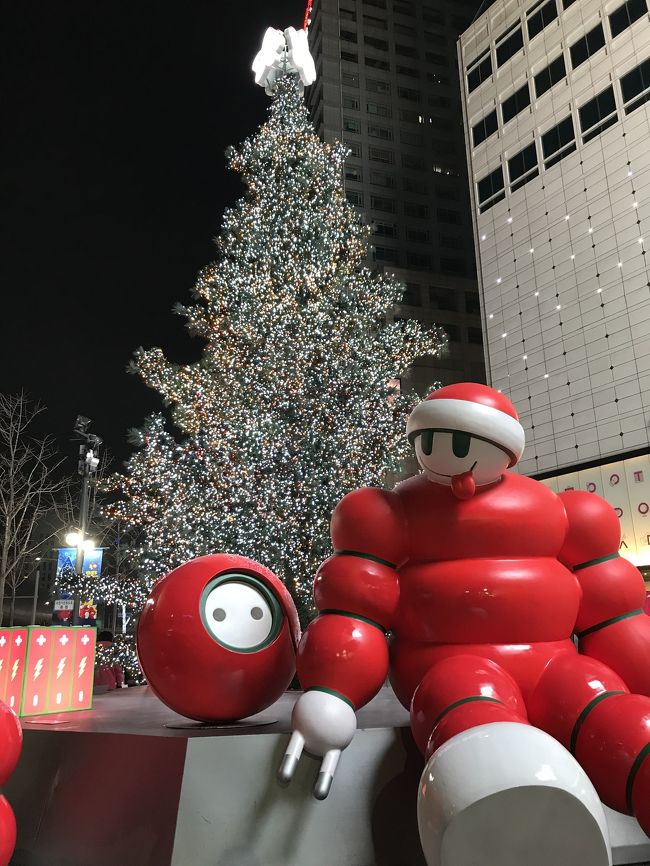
[406,383,525,467]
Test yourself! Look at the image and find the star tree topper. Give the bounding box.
[252,27,316,95]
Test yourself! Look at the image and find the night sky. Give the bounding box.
[1,0,305,466]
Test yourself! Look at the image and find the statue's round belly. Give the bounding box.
[393,557,581,645]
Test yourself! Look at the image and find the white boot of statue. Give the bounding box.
[417,722,611,866]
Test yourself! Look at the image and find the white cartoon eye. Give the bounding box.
[201,575,280,651]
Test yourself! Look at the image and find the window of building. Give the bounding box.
[620,56,650,113]
[401,129,424,145]
[563,0,578,7]
[405,202,429,218]
[365,35,389,50]
[477,165,505,212]
[534,54,566,98]
[394,0,415,15]
[578,85,617,143]
[472,109,498,147]
[428,72,450,85]
[370,170,395,187]
[368,123,393,140]
[366,56,391,70]
[508,142,539,191]
[430,286,458,310]
[426,52,448,67]
[341,50,358,63]
[367,78,391,94]
[501,83,531,123]
[399,107,420,123]
[374,246,400,263]
[345,140,362,157]
[402,283,421,305]
[432,138,456,153]
[341,8,357,21]
[402,153,425,170]
[467,52,493,93]
[403,176,428,194]
[609,0,647,38]
[433,163,460,176]
[342,71,359,88]
[343,95,360,110]
[367,101,392,116]
[465,292,481,314]
[440,261,466,278]
[468,327,483,344]
[396,43,419,57]
[394,22,416,36]
[429,94,451,108]
[437,207,461,224]
[440,234,464,249]
[363,0,386,8]
[368,146,394,164]
[424,30,446,45]
[373,221,398,237]
[407,227,430,242]
[340,29,358,43]
[436,185,461,200]
[527,0,558,40]
[496,24,524,67]
[343,117,361,134]
[363,13,387,29]
[570,22,605,68]
[397,64,420,77]
[422,7,444,25]
[408,251,433,268]
[346,190,363,206]
[541,114,576,168]
[345,166,363,182]
[398,85,420,101]
[370,195,397,212]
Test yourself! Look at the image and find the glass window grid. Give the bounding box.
[477,166,505,212]
[541,115,576,169]
[472,109,498,147]
[467,56,493,93]
[578,85,617,143]
[609,0,647,38]
[508,142,539,192]
[527,0,558,40]
[496,26,524,67]
[534,54,566,98]
[569,22,606,70]
[620,56,650,113]
[501,83,531,124]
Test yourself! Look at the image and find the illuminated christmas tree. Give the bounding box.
[112,71,446,617]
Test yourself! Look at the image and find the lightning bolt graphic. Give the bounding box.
[0,659,4,673]
[33,658,44,681]
[56,658,66,680]
[10,660,19,682]
[78,656,87,678]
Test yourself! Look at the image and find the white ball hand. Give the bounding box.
[277,690,357,799]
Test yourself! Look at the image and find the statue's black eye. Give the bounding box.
[420,430,434,455]
[452,431,471,458]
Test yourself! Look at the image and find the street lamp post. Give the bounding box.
[31,559,41,625]
[71,416,102,576]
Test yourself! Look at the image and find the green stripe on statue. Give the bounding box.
[305,686,356,710]
[431,695,505,730]
[573,552,620,572]
[626,741,650,814]
[576,609,643,640]
[569,691,624,755]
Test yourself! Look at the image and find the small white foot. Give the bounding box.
[417,722,611,866]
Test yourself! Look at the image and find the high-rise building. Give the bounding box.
[305,0,486,395]
[459,0,650,574]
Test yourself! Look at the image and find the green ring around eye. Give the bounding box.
[199,572,283,653]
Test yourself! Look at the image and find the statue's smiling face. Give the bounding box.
[413,430,511,487]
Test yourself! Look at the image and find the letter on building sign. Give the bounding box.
[620,539,629,549]
[610,474,620,486]
[634,471,644,483]
[587,482,597,493]
[563,486,575,491]
[639,502,649,515]
[615,507,624,518]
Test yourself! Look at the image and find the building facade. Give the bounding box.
[459,0,650,571]
[305,0,486,395]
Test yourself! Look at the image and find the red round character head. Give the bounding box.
[136,554,300,722]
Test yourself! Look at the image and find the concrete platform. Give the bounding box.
[5,686,650,866]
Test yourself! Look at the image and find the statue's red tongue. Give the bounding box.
[451,469,476,500]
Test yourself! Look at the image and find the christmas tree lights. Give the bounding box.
[111,73,447,617]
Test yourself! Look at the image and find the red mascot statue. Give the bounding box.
[278,383,650,866]
[0,698,22,865]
